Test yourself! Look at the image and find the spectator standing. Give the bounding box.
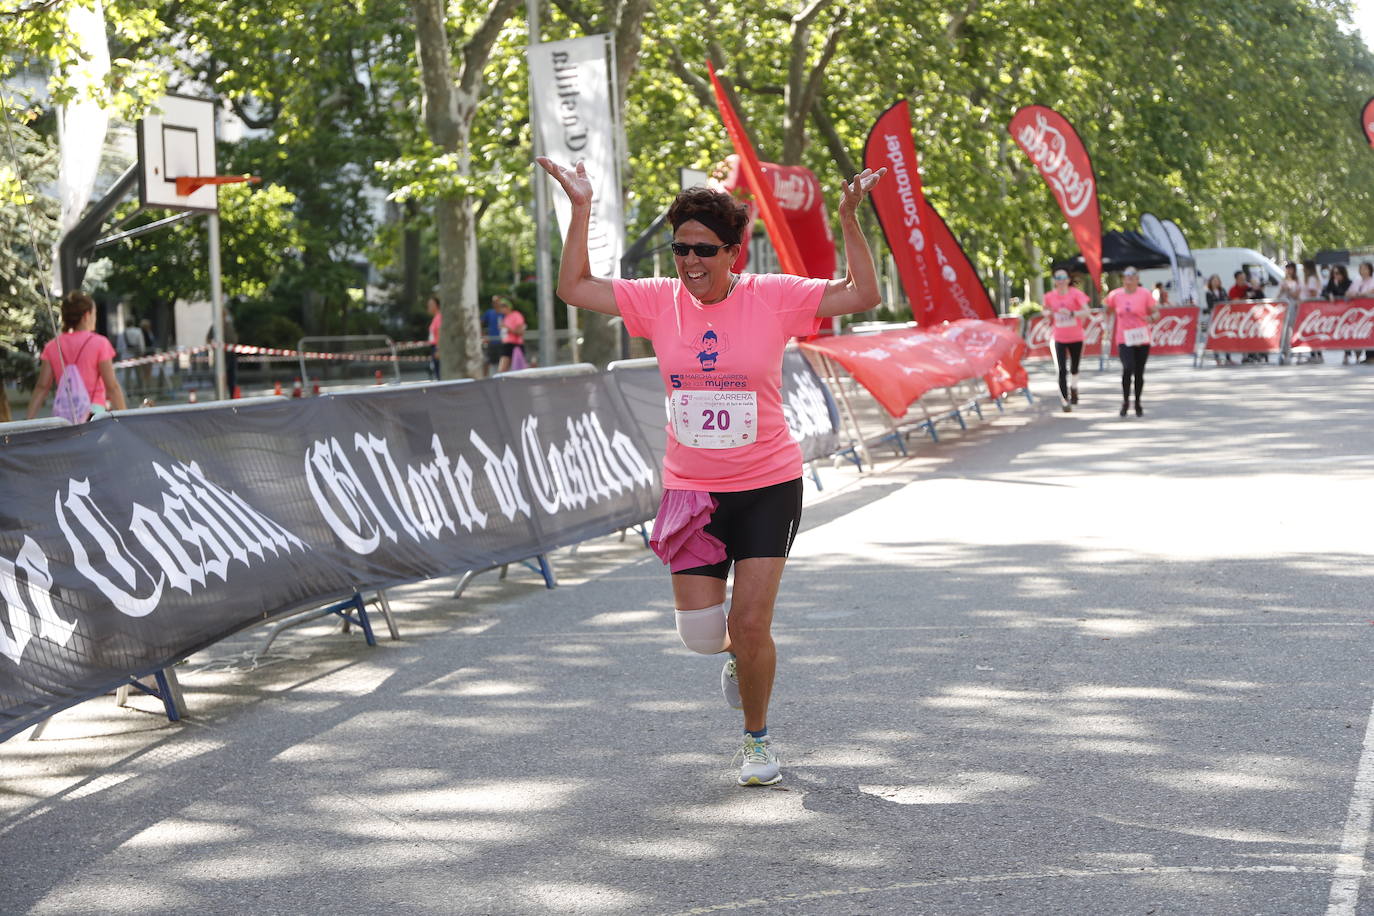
[1322,265,1354,363]
[1300,260,1326,364]
[27,291,128,420]
[1227,270,1250,302]
[426,295,442,380]
[482,297,505,376]
[496,298,526,373]
[1347,262,1374,363]
[1203,274,1235,365]
[1302,260,1324,300]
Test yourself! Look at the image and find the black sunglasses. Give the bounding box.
[671,241,732,258]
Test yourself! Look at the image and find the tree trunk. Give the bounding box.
[435,185,484,379]
[0,382,11,422]
[410,0,518,378]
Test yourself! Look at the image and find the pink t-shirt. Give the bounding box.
[428,312,441,346]
[41,330,114,407]
[1044,288,1090,343]
[502,311,526,345]
[1107,287,1154,345]
[613,272,827,492]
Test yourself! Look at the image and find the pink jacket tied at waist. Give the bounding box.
[650,489,727,572]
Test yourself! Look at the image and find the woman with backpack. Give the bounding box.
[26,291,127,421]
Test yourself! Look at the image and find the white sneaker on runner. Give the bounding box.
[721,656,742,709]
[735,734,781,786]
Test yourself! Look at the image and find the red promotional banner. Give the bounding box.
[1204,301,1289,353]
[1289,299,1374,350]
[1024,310,1108,359]
[802,322,1025,417]
[707,62,805,276]
[864,100,996,325]
[714,155,836,281]
[1008,106,1103,293]
[1147,306,1202,356]
[801,329,969,418]
[1363,96,1374,148]
[941,319,1029,398]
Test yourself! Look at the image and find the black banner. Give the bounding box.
[609,347,840,467]
[0,369,659,739]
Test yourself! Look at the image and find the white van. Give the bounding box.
[1139,248,1286,303]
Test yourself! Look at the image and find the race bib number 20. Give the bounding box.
[671,390,758,449]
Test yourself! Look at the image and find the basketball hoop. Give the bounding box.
[175,174,261,196]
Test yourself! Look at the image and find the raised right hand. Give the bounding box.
[536,157,593,208]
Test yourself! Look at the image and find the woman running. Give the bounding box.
[537,155,885,786]
[1043,269,1091,411]
[1105,266,1160,417]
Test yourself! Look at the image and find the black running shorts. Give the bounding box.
[675,477,804,579]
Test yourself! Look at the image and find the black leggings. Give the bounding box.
[1054,340,1083,400]
[1118,344,1150,402]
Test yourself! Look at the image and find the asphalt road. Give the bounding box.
[3,356,1374,915]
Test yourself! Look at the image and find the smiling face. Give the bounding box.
[673,220,737,304]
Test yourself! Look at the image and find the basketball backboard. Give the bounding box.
[137,94,217,212]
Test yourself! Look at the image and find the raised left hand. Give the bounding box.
[839,167,886,218]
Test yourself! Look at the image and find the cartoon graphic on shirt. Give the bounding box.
[693,330,729,371]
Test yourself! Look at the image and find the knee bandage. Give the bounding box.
[675,603,728,654]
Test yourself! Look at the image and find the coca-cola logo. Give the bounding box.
[1015,112,1095,218]
[1209,304,1285,341]
[1294,305,1374,343]
[771,170,816,212]
[1149,314,1195,348]
[1027,317,1052,349]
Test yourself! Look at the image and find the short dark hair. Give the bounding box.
[667,188,749,246]
[60,291,94,331]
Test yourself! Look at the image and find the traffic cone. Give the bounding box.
[188,390,198,404]
[273,380,282,396]
[374,369,384,386]
[232,385,241,399]
[311,382,321,396]
[291,377,303,398]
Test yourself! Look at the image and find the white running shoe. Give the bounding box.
[735,734,782,786]
[721,656,742,709]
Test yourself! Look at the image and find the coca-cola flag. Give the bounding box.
[707,62,805,276]
[801,328,972,418]
[1024,310,1108,359]
[1009,106,1103,293]
[1204,300,1289,354]
[1289,299,1374,351]
[1363,96,1374,148]
[864,100,996,325]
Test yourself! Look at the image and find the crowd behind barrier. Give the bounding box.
[1,320,1038,744]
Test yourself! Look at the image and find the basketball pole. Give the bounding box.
[208,211,227,400]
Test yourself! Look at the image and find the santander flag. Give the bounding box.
[1009,106,1103,293]
[863,100,995,325]
[1363,96,1374,148]
[707,62,805,276]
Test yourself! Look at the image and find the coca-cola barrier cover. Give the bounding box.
[1288,299,1374,350]
[1205,301,1289,352]
[800,320,1025,417]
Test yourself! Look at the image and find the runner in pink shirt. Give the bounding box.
[538,153,885,787]
[27,291,127,420]
[1043,269,1091,411]
[1104,266,1160,417]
